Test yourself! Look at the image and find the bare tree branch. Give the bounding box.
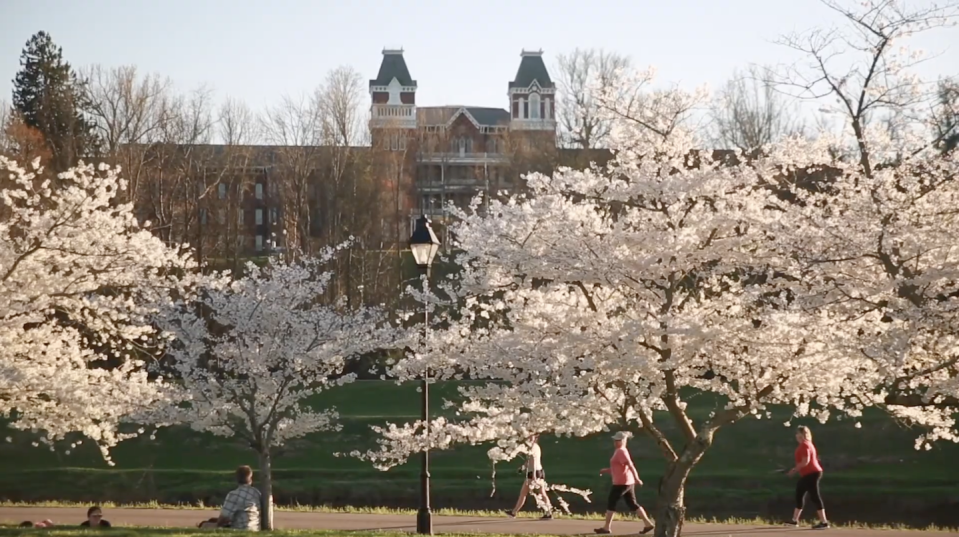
[710,65,805,152]
[555,49,631,149]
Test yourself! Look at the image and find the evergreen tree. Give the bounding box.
[11,31,98,171]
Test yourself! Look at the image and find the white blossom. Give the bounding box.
[0,157,195,461]
[358,61,958,536]
[142,253,399,529]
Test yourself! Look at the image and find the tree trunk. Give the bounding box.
[653,434,713,537]
[654,470,687,537]
[258,450,274,531]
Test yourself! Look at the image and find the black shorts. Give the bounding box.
[607,484,640,511]
[526,469,545,480]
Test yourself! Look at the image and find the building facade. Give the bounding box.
[126,48,573,262]
[367,48,559,231]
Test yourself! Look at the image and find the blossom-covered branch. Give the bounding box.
[0,157,196,461]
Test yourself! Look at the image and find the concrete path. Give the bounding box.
[0,507,955,536]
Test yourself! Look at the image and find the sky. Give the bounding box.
[0,0,957,116]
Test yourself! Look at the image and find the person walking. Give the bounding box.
[594,431,654,535]
[504,433,554,519]
[787,425,829,529]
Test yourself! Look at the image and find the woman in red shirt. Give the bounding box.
[594,431,654,535]
[787,426,829,529]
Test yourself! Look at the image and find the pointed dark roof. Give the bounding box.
[370,49,416,88]
[509,50,553,90]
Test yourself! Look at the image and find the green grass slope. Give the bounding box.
[1,381,957,527]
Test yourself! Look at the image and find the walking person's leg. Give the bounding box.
[505,477,531,517]
[531,472,554,518]
[791,474,810,524]
[807,473,829,529]
[622,485,654,533]
[595,485,625,533]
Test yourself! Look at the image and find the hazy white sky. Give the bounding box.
[1,0,956,114]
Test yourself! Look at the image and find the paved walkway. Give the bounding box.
[0,507,955,536]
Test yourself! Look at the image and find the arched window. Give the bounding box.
[529,93,541,119]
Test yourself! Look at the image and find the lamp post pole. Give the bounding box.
[408,214,440,536]
[417,264,432,535]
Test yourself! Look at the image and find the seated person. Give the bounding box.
[79,506,111,528]
[216,465,262,531]
[19,520,54,528]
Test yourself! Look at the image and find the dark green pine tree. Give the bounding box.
[11,31,99,172]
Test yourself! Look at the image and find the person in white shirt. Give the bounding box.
[504,434,554,519]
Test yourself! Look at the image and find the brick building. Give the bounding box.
[126,48,584,262]
[367,48,560,230]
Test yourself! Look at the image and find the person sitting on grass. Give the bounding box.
[19,520,55,528]
[79,506,111,528]
[216,465,262,531]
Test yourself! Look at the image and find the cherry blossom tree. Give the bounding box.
[769,0,959,440]
[0,156,195,461]
[765,136,959,449]
[775,0,959,168]
[147,256,397,530]
[355,73,883,537]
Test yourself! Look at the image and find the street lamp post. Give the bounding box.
[408,215,441,536]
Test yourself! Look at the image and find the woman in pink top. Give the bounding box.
[787,426,829,529]
[595,431,654,535]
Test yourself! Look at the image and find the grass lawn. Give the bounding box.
[1,381,957,527]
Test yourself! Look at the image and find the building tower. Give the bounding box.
[508,49,557,138]
[369,48,417,149]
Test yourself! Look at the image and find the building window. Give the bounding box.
[389,133,407,151]
[522,98,528,119]
[488,138,498,154]
[530,93,541,120]
[270,208,278,225]
[268,181,278,197]
[237,209,244,225]
[255,183,263,199]
[199,208,207,225]
[236,235,245,248]
[544,98,552,119]
[255,235,263,251]
[255,209,263,225]
[218,209,226,225]
[218,183,226,199]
